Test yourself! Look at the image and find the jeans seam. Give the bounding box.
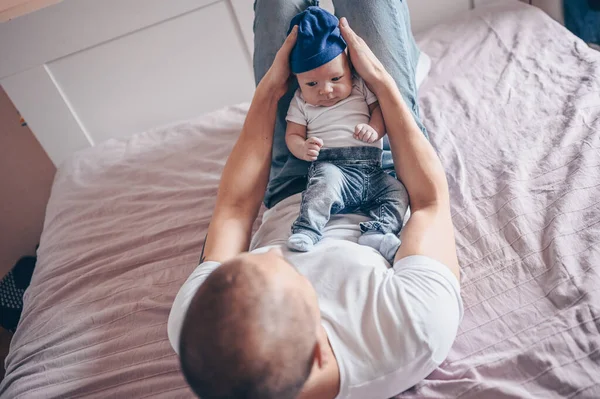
[307,163,316,180]
[363,173,370,203]
[326,160,381,166]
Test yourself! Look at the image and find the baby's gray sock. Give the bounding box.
[357,232,382,249]
[288,233,314,252]
[379,233,401,262]
[358,232,401,263]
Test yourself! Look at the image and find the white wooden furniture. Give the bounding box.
[0,0,475,166]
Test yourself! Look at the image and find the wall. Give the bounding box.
[0,85,55,278]
[533,0,564,24]
[407,0,472,32]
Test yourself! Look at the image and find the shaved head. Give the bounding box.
[179,251,319,399]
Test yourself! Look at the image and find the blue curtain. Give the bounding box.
[564,0,600,46]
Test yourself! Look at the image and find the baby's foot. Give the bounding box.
[358,232,401,263]
[357,232,383,249]
[288,233,314,252]
[379,233,401,262]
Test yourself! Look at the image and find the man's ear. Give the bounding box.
[312,342,327,369]
[313,327,330,369]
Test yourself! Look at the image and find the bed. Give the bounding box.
[2,2,600,398]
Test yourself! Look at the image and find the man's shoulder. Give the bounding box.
[167,261,221,354]
[329,255,462,398]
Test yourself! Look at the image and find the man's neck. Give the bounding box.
[298,327,341,399]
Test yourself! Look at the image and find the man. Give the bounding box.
[168,1,463,398]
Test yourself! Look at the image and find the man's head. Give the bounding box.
[288,6,353,107]
[179,248,327,399]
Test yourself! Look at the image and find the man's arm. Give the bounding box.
[340,18,459,281]
[373,84,458,276]
[202,26,298,263]
[202,90,278,263]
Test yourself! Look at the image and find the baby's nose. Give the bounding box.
[320,83,333,95]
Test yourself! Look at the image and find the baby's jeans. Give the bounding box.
[292,147,409,244]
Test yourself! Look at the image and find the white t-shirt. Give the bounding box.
[168,193,463,399]
[286,76,383,149]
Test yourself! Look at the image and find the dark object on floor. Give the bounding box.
[0,256,36,333]
[564,0,600,46]
[0,327,13,382]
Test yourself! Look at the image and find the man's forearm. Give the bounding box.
[204,86,279,259]
[216,86,278,212]
[373,77,449,209]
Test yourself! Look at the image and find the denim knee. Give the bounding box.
[254,0,315,14]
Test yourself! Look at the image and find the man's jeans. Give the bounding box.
[253,0,427,208]
[292,147,409,244]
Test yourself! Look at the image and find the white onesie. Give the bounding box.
[286,75,382,149]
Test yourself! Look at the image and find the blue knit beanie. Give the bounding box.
[288,6,347,74]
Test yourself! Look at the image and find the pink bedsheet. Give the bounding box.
[2,2,599,398]
[400,3,600,399]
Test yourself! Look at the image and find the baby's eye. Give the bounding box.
[306,82,318,87]
[331,76,343,82]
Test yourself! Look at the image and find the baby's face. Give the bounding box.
[296,52,353,107]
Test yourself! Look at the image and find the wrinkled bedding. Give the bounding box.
[2,2,599,398]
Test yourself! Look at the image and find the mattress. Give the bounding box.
[2,2,600,398]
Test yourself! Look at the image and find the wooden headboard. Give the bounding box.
[0,0,472,166]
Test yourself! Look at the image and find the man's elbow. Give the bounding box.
[214,200,258,225]
[409,185,450,212]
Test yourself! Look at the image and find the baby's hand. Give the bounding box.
[303,137,323,161]
[354,124,380,143]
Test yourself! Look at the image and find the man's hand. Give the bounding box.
[354,124,379,143]
[302,137,323,161]
[258,25,298,99]
[338,18,392,94]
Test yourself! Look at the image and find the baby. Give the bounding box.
[285,6,409,262]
